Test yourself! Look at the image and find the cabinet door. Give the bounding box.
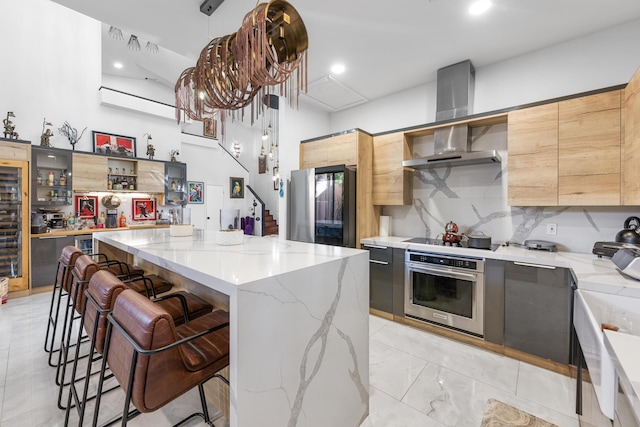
[299,140,327,169]
[364,244,393,313]
[504,262,570,364]
[507,104,559,206]
[72,153,108,192]
[326,133,357,166]
[559,91,621,205]
[372,132,412,205]
[622,69,640,205]
[31,235,73,288]
[137,160,164,193]
[165,162,187,205]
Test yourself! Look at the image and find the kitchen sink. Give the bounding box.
[574,290,640,419]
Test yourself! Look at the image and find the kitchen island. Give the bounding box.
[93,228,369,427]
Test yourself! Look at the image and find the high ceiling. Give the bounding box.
[52,0,640,111]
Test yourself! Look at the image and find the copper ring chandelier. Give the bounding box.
[175,0,308,125]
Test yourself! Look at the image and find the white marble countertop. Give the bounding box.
[605,330,640,424]
[361,235,640,297]
[95,228,365,295]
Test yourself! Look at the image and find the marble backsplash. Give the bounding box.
[383,124,640,254]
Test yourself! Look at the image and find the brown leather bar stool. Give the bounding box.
[63,271,215,424]
[93,289,229,427]
[55,254,142,397]
[44,246,83,367]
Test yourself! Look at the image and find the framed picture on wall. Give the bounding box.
[75,195,98,219]
[230,177,244,199]
[92,131,136,158]
[273,177,279,191]
[188,181,204,204]
[203,119,217,138]
[131,198,156,221]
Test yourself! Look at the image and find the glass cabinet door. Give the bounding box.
[165,162,187,206]
[31,146,72,207]
[0,160,29,292]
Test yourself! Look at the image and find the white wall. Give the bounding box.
[329,18,640,134]
[1,0,333,232]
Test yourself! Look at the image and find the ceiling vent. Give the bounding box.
[301,75,368,112]
[200,0,225,16]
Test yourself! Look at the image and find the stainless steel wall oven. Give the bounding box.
[405,250,485,337]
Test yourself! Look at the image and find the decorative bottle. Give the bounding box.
[48,171,54,186]
[118,211,127,228]
[171,179,176,191]
[59,170,66,186]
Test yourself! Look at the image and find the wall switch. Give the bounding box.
[547,223,557,235]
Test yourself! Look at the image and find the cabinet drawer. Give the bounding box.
[363,244,392,263]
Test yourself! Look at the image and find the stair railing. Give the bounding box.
[246,185,265,236]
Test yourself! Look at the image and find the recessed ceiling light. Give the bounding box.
[331,63,346,74]
[113,62,123,69]
[469,0,491,15]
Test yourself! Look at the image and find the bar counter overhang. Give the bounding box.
[93,228,370,427]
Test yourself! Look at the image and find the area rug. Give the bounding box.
[480,399,559,427]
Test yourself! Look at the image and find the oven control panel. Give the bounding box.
[407,252,481,271]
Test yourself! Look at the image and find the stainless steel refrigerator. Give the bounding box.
[287,165,356,247]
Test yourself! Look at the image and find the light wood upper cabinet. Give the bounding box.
[507,103,559,206]
[299,132,358,169]
[372,132,412,205]
[72,153,108,192]
[299,140,327,169]
[326,133,358,166]
[623,67,640,205]
[507,90,623,206]
[558,90,621,205]
[137,160,165,193]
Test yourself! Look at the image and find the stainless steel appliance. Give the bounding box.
[405,250,485,337]
[287,165,356,247]
[106,209,118,228]
[593,241,639,258]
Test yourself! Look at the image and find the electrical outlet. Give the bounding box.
[547,223,557,235]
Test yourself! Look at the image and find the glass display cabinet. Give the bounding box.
[31,146,73,208]
[0,160,29,292]
[165,162,187,206]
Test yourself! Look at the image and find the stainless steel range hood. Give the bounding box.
[403,60,501,169]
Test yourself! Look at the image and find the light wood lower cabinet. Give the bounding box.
[372,132,412,205]
[507,103,559,206]
[558,90,621,205]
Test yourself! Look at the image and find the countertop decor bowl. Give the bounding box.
[217,229,243,245]
[169,224,194,236]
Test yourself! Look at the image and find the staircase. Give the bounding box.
[263,210,279,236]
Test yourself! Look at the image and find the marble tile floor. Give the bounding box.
[0,292,614,427]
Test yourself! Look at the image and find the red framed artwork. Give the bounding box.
[132,198,156,221]
[92,131,137,158]
[75,195,98,219]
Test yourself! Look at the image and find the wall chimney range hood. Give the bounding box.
[403,60,501,169]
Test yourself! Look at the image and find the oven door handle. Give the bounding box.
[407,264,478,281]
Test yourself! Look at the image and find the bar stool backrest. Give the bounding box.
[70,255,100,313]
[85,270,127,354]
[58,246,83,292]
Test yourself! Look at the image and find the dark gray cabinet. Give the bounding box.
[364,244,405,315]
[31,235,73,288]
[504,261,571,363]
[364,244,393,312]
